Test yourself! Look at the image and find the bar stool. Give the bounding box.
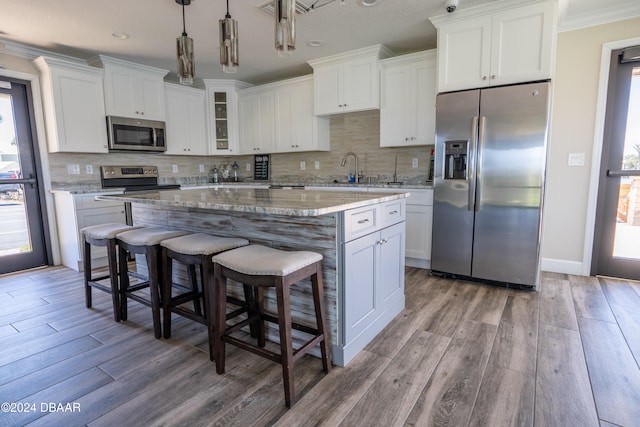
[117,227,190,338]
[209,244,332,407]
[80,223,143,322]
[160,233,250,345]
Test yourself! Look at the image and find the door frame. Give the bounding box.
[0,68,60,269]
[583,36,640,276]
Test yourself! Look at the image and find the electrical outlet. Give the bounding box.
[246,163,251,171]
[199,164,205,173]
[172,164,179,173]
[315,161,320,170]
[86,164,94,174]
[412,158,419,168]
[300,161,306,170]
[67,164,80,175]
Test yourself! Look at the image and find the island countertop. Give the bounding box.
[96,187,409,217]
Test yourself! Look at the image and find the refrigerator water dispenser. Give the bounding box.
[444,140,468,180]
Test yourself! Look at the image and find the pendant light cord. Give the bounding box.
[226,0,231,18]
[182,1,187,36]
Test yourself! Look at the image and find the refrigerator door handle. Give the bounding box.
[475,116,486,212]
[468,116,479,211]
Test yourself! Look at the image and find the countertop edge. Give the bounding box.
[96,189,409,217]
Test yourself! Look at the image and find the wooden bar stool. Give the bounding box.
[160,233,250,346]
[209,244,332,407]
[80,223,143,322]
[116,227,189,338]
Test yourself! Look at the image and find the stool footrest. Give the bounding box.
[124,292,152,308]
[87,281,113,294]
[261,313,321,337]
[223,335,281,364]
[171,306,207,325]
[89,274,110,283]
[168,291,200,307]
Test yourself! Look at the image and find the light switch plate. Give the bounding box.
[568,152,585,167]
[172,164,179,173]
[412,158,419,168]
[86,164,94,174]
[246,163,251,171]
[315,161,320,170]
[67,164,80,175]
[199,164,205,173]
[300,161,306,170]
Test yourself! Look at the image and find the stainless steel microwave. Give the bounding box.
[106,116,166,152]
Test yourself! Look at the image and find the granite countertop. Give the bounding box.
[96,187,409,217]
[51,181,433,194]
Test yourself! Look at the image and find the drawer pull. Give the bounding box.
[389,210,398,215]
[357,218,370,224]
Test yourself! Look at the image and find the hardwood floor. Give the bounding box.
[1,266,639,426]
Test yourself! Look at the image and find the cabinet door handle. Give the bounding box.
[357,218,370,224]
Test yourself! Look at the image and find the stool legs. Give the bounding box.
[211,260,332,408]
[83,237,121,322]
[275,277,295,407]
[118,242,163,339]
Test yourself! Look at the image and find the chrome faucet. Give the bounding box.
[340,152,359,183]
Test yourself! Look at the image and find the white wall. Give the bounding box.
[541,17,640,274]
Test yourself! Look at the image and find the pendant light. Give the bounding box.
[219,0,238,73]
[176,0,195,85]
[275,0,295,57]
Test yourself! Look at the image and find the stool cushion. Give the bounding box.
[81,223,144,240]
[212,245,322,276]
[161,233,249,256]
[117,227,189,246]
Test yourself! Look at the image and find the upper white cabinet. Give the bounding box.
[308,45,392,115]
[164,83,207,155]
[238,90,275,154]
[238,76,329,154]
[273,76,329,153]
[203,79,252,156]
[33,56,108,153]
[431,0,557,92]
[89,55,168,121]
[380,50,437,148]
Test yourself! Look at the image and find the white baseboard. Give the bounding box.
[406,257,429,269]
[541,258,584,275]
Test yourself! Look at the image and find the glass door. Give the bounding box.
[0,78,49,274]
[593,47,640,281]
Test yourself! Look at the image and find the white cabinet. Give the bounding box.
[431,0,556,92]
[342,200,405,346]
[238,76,330,154]
[52,192,125,271]
[164,83,207,155]
[274,76,329,153]
[204,79,252,155]
[33,56,108,153]
[367,187,433,269]
[380,50,437,147]
[238,90,275,154]
[308,45,392,115]
[90,55,168,121]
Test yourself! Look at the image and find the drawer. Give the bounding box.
[406,189,433,206]
[381,200,405,227]
[343,205,378,242]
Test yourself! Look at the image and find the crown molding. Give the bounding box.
[0,39,84,64]
[558,2,640,32]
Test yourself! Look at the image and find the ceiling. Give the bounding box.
[1,0,638,85]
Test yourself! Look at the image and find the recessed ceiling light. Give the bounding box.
[111,32,130,40]
[308,40,325,47]
[359,0,380,6]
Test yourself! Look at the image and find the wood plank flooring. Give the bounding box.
[1,266,639,426]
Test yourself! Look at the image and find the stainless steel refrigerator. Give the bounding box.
[431,82,550,289]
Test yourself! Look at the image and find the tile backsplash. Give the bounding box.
[48,110,433,188]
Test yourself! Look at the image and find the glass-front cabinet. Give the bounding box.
[203,79,252,155]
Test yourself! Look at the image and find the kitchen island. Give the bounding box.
[97,187,408,366]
